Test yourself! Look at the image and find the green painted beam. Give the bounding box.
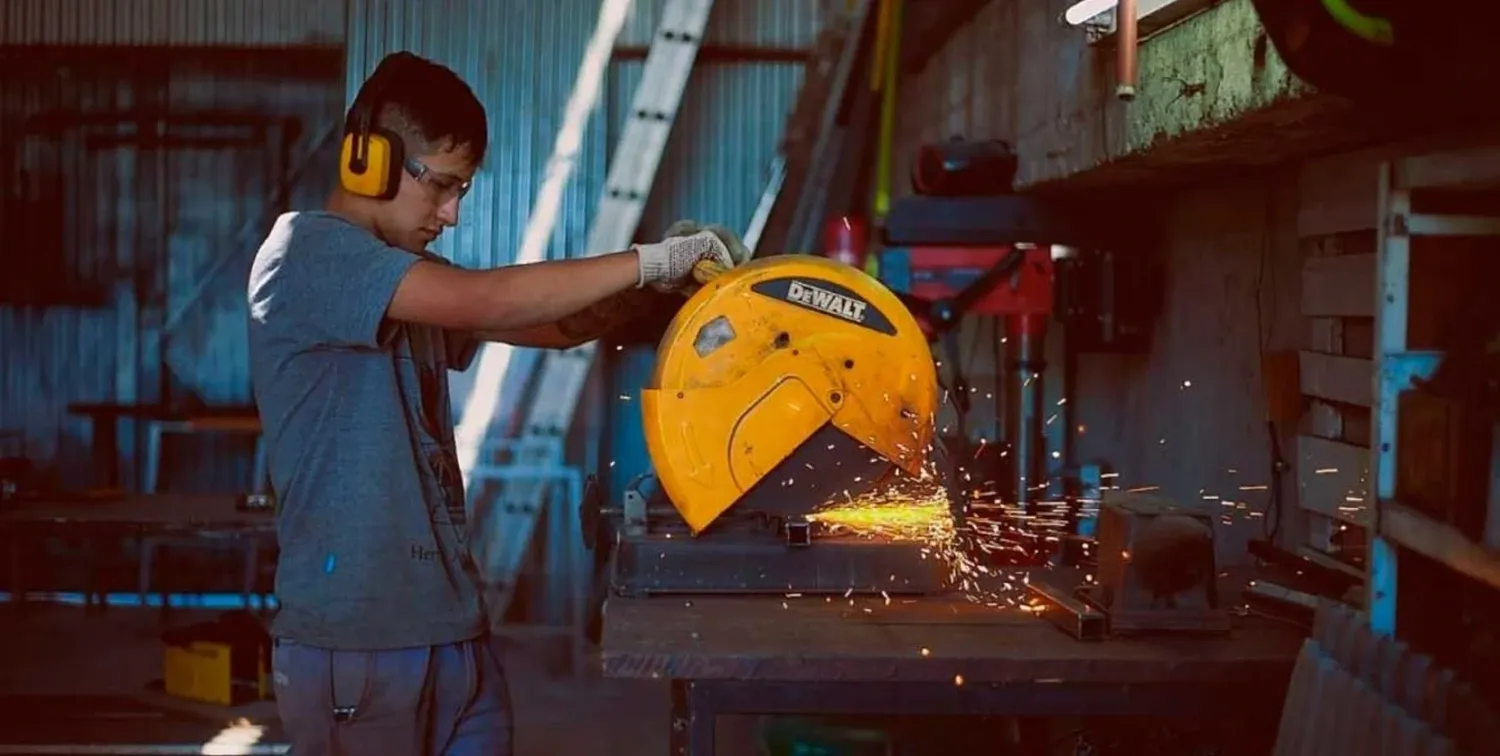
[1015,0,1367,190]
[1125,0,1311,152]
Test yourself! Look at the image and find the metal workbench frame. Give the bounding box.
[666,677,1289,755]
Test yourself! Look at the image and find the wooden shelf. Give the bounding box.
[1296,436,1370,527]
[1300,352,1373,408]
[1379,501,1500,593]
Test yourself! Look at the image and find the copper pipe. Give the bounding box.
[1116,0,1138,100]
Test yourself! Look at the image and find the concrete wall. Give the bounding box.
[1065,170,1305,561]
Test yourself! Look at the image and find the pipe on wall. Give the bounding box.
[1116,0,1138,100]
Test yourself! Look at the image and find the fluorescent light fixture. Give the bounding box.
[1064,0,1183,27]
[454,0,635,483]
[1064,0,1115,25]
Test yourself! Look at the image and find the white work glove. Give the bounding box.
[634,221,752,293]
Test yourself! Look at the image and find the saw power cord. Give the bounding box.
[1255,188,1285,544]
[1265,419,1287,543]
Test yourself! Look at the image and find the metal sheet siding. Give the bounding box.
[0,49,345,491]
[1,0,345,46]
[618,0,838,47]
[608,0,824,235]
[344,0,609,270]
[608,58,805,239]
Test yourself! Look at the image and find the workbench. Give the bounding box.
[1,494,275,613]
[601,587,1305,755]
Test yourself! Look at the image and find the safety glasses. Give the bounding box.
[404,157,472,203]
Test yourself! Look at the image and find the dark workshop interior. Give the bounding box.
[4,0,1500,754]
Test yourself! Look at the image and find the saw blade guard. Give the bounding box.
[641,255,941,534]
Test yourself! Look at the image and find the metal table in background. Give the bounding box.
[600,583,1305,755]
[1,494,276,613]
[67,403,263,493]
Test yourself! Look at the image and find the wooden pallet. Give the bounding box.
[1274,600,1500,756]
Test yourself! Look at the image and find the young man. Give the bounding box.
[248,51,744,755]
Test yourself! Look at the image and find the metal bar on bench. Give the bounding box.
[1026,578,1107,641]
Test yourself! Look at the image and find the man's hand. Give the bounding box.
[633,221,751,293]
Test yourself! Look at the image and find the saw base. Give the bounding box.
[608,531,948,597]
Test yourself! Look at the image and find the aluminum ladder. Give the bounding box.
[481,0,717,620]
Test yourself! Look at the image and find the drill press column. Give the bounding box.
[1004,312,1047,510]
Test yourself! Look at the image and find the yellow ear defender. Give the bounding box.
[339,72,406,200]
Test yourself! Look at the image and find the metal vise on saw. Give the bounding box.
[1026,490,1233,641]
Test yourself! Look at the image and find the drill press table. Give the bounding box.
[600,582,1304,755]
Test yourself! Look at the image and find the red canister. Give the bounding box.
[823,215,868,269]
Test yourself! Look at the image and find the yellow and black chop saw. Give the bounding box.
[598,254,956,597]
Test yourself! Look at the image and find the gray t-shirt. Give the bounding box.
[247,210,484,650]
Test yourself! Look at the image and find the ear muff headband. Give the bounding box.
[340,65,407,200]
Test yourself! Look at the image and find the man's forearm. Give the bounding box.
[468,250,639,330]
[556,286,656,342]
[480,286,658,348]
[392,250,641,333]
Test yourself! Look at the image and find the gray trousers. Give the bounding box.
[271,636,512,756]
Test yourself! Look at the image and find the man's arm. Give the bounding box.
[388,251,642,333]
[477,287,659,348]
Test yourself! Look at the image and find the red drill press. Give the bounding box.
[877,139,1158,539]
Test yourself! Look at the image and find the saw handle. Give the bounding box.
[692,258,728,284]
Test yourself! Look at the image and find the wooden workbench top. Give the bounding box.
[600,590,1304,685]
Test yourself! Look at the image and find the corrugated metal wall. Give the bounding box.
[614,0,833,237]
[0,0,348,493]
[344,0,611,270]
[618,0,834,47]
[342,0,831,263]
[1,0,825,500]
[609,59,806,239]
[1,0,345,46]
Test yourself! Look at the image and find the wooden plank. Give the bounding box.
[1247,580,1320,611]
[1397,144,1500,190]
[1381,502,1500,594]
[1263,349,1303,427]
[1306,511,1339,552]
[599,592,1303,683]
[1297,435,1370,527]
[1302,254,1375,317]
[1296,545,1365,581]
[1300,352,1372,408]
[1298,130,1500,236]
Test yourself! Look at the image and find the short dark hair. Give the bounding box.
[347,51,488,165]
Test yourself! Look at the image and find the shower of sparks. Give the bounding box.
[618,346,1289,619]
[809,490,956,543]
[801,460,1107,609]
